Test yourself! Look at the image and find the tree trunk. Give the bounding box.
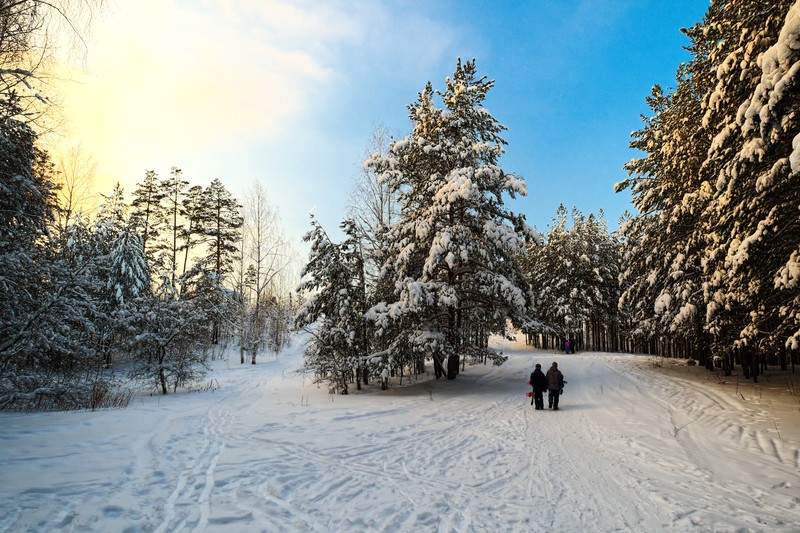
[159,347,168,395]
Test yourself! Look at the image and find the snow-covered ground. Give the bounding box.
[1,335,798,532]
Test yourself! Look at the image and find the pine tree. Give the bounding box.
[199,178,242,345]
[296,216,368,394]
[130,169,165,262]
[619,0,798,372]
[700,0,799,355]
[579,210,620,352]
[91,183,151,366]
[0,94,67,408]
[366,59,534,378]
[158,166,189,287]
[528,205,574,344]
[202,178,243,283]
[179,184,206,277]
[523,206,619,352]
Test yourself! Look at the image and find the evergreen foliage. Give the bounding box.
[364,59,534,379]
[523,206,620,352]
[121,273,211,395]
[296,216,368,394]
[130,169,165,261]
[618,0,800,370]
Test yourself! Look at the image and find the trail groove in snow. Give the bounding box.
[0,340,798,532]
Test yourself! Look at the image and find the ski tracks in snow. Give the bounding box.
[2,348,798,532]
[566,355,800,531]
[150,400,229,533]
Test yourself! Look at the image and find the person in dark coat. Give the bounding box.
[529,363,548,410]
[546,361,565,410]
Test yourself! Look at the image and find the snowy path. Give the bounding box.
[1,339,798,532]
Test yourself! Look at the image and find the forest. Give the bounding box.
[1,0,798,407]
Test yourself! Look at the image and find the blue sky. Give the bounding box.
[56,0,711,246]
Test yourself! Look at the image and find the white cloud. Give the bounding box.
[60,0,339,149]
[50,0,462,245]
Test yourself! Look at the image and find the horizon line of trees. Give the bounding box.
[296,0,799,393]
[614,0,799,380]
[3,1,799,407]
[1,147,297,409]
[1,2,300,409]
[523,0,799,381]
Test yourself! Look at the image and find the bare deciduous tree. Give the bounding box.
[242,182,294,364]
[0,1,104,128]
[53,143,97,230]
[347,123,400,255]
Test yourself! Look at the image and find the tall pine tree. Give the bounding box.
[366,59,534,379]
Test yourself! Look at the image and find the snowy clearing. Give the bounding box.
[1,335,799,532]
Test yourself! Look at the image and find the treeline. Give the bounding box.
[1,152,295,409]
[615,0,800,378]
[525,0,800,377]
[521,205,620,354]
[528,0,800,377]
[0,3,294,409]
[297,0,800,392]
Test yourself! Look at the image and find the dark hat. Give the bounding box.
[552,362,558,367]
[535,363,541,368]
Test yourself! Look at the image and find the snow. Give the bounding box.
[742,2,800,138]
[1,334,799,532]
[654,291,673,314]
[791,132,800,173]
[776,248,800,289]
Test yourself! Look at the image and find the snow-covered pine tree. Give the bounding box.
[201,179,243,283]
[366,59,534,379]
[699,0,799,359]
[616,211,659,354]
[122,271,211,395]
[522,206,619,352]
[525,205,574,348]
[0,93,77,409]
[561,208,596,349]
[617,39,716,361]
[91,183,151,367]
[178,184,207,279]
[618,0,798,373]
[577,210,621,352]
[198,178,243,345]
[296,216,368,394]
[129,169,165,264]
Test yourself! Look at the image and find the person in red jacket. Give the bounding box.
[546,361,565,410]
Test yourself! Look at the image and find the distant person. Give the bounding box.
[529,363,548,410]
[546,362,565,410]
[565,339,571,354]
[380,367,389,390]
